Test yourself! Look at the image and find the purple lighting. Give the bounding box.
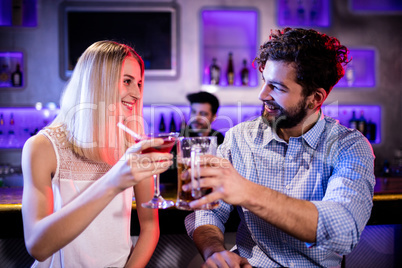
[202,9,259,87]
[0,0,37,27]
[351,0,402,11]
[336,49,376,88]
[0,51,24,88]
[277,0,331,27]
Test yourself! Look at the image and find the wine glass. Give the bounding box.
[141,132,179,209]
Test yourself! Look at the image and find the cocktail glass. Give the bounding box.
[141,132,179,209]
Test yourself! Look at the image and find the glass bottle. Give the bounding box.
[8,113,16,147]
[297,0,305,24]
[169,113,176,132]
[310,0,319,24]
[226,52,234,86]
[357,110,367,136]
[11,63,22,87]
[366,119,377,142]
[158,113,166,133]
[0,64,11,87]
[12,0,23,26]
[0,114,5,146]
[283,0,291,21]
[349,111,358,129]
[346,61,355,87]
[240,59,249,86]
[209,58,221,85]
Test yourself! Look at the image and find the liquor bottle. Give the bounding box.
[11,64,22,87]
[310,0,319,24]
[226,52,234,86]
[12,0,23,26]
[297,0,305,24]
[283,0,291,21]
[349,111,358,129]
[158,113,166,133]
[209,58,221,85]
[0,64,11,87]
[382,160,391,177]
[357,110,367,136]
[169,113,176,132]
[240,59,249,86]
[0,114,5,145]
[8,113,16,147]
[179,118,187,135]
[8,113,15,135]
[366,119,377,142]
[345,61,355,87]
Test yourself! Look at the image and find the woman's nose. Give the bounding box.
[130,85,141,99]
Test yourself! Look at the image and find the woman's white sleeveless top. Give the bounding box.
[32,126,133,268]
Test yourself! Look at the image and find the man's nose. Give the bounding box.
[258,84,273,101]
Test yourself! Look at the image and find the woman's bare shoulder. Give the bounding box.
[23,133,54,154]
[22,133,57,176]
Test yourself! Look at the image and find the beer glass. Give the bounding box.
[176,136,219,210]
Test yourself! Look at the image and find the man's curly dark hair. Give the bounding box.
[255,28,350,96]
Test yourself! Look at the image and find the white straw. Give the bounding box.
[117,122,143,140]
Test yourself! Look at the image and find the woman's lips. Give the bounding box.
[122,100,134,111]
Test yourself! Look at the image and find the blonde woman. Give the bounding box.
[22,41,169,267]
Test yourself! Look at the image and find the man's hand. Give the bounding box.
[182,155,250,209]
[202,250,252,268]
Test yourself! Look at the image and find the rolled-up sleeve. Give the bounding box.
[185,201,233,239]
[311,134,375,254]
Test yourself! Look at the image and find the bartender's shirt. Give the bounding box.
[185,112,375,268]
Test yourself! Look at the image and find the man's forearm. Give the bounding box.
[193,225,226,260]
[242,182,318,243]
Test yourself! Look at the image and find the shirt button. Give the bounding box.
[288,155,293,160]
[286,185,290,189]
[290,262,295,267]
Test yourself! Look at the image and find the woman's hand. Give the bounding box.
[108,138,173,192]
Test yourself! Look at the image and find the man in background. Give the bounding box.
[184,91,224,145]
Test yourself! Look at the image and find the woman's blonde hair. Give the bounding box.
[51,40,145,163]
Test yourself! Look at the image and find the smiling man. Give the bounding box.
[185,28,375,267]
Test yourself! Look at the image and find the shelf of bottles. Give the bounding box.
[0,104,59,149]
[0,52,24,89]
[322,104,381,144]
[0,104,381,149]
[350,0,402,12]
[201,9,259,88]
[0,0,37,27]
[335,48,376,88]
[277,0,331,27]
[144,104,381,144]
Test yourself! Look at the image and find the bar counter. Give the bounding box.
[1,177,401,238]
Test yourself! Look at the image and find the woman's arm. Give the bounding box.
[22,135,170,261]
[22,134,122,261]
[125,179,159,268]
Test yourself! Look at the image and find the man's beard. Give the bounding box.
[261,97,308,130]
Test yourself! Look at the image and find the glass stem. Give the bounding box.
[153,174,160,197]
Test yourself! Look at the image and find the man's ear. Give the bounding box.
[314,87,327,107]
[211,114,217,123]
